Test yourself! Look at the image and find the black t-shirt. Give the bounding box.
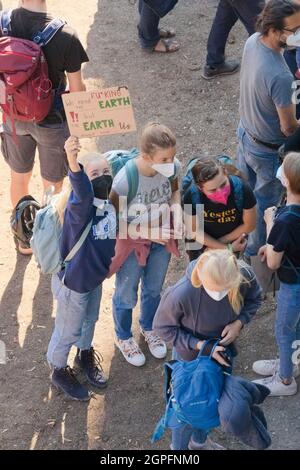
[267,205,300,284]
[0,7,89,123]
[183,177,256,240]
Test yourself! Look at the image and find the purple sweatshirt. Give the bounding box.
[153,260,262,361]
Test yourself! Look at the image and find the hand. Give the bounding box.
[64,136,81,167]
[231,234,248,253]
[258,244,267,262]
[212,345,231,367]
[264,207,276,226]
[220,320,243,346]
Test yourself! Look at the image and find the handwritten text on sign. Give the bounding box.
[62,87,136,138]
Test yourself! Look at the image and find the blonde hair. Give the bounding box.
[79,152,106,172]
[140,122,176,157]
[191,249,247,314]
[283,152,300,195]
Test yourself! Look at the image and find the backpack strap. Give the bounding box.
[124,159,139,205]
[230,175,244,213]
[64,219,93,264]
[32,18,65,47]
[0,9,12,36]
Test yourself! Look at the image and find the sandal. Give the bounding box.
[153,38,180,53]
[159,27,176,39]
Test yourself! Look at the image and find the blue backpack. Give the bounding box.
[152,340,227,442]
[181,155,244,212]
[104,148,180,204]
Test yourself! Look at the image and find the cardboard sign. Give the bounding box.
[62,87,136,138]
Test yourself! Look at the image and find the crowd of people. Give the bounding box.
[1,0,300,451]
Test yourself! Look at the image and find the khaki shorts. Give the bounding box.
[1,119,70,182]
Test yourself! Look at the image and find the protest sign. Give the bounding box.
[62,86,136,138]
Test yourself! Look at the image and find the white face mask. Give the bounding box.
[286,29,300,47]
[276,164,287,187]
[151,163,175,178]
[203,286,229,302]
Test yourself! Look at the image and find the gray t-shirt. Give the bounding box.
[112,159,180,227]
[240,33,294,145]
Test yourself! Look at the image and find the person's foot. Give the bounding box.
[252,373,297,396]
[51,366,91,401]
[141,329,167,359]
[159,27,176,39]
[201,60,240,80]
[74,347,108,389]
[153,38,180,53]
[115,337,146,367]
[253,359,300,378]
[188,436,226,450]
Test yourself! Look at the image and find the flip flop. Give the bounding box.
[153,38,180,53]
[159,27,176,39]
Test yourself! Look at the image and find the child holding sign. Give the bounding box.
[47,136,116,401]
[109,123,181,367]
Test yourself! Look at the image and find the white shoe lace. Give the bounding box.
[143,331,164,349]
[120,338,143,358]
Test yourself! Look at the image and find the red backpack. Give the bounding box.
[0,10,65,127]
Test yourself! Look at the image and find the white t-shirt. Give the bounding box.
[112,159,181,229]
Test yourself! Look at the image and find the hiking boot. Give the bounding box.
[115,337,146,367]
[201,60,240,80]
[252,373,297,396]
[141,329,167,359]
[74,347,108,389]
[253,359,300,378]
[51,366,90,401]
[188,436,226,450]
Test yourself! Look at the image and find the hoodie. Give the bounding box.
[153,260,262,361]
[58,169,116,293]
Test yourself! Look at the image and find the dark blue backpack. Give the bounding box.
[152,340,227,442]
[181,155,244,213]
[275,205,300,283]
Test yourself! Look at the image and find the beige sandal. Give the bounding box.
[153,38,180,53]
[159,27,176,39]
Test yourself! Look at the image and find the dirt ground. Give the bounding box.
[0,0,300,451]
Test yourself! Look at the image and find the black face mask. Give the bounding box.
[91,175,113,200]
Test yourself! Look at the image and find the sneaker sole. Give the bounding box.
[253,365,300,379]
[51,382,91,402]
[201,67,240,80]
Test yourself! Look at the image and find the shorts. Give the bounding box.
[0,119,70,182]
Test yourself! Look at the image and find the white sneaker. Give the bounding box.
[252,373,297,396]
[188,436,226,451]
[253,359,300,378]
[115,337,146,367]
[141,329,167,359]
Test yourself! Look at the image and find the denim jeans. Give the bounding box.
[206,0,263,67]
[47,274,102,368]
[112,243,171,340]
[276,282,300,380]
[237,122,283,256]
[138,0,160,48]
[171,348,208,450]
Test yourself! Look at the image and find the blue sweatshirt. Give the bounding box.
[153,260,262,361]
[58,169,116,293]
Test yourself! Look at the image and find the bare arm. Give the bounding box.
[67,70,86,93]
[219,207,256,243]
[276,103,299,137]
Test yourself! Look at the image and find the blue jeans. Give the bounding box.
[276,282,300,380]
[171,348,208,450]
[237,122,283,256]
[206,0,263,67]
[113,243,171,340]
[47,274,102,368]
[138,0,160,48]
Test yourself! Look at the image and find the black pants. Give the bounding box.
[206,0,264,67]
